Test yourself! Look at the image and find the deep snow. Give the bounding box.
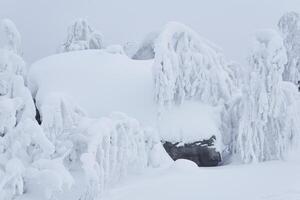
[103,159,300,200]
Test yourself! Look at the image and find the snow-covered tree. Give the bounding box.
[278,12,300,84]
[0,19,22,55]
[153,22,235,108]
[152,22,238,160]
[232,30,300,163]
[60,19,104,52]
[0,21,73,199]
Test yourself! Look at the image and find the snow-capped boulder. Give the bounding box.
[163,136,221,167]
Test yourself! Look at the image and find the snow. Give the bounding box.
[231,29,300,163]
[159,101,222,149]
[153,22,235,108]
[29,50,156,126]
[2,12,300,200]
[28,50,220,145]
[103,159,300,200]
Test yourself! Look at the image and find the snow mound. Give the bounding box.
[29,49,221,145]
[170,159,198,171]
[29,50,156,126]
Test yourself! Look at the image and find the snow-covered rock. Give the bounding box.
[132,32,158,60]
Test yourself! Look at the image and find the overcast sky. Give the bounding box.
[0,0,299,63]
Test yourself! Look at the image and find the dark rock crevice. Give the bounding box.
[163,136,221,167]
[33,99,41,125]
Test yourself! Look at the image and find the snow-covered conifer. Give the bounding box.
[153,22,235,108]
[0,21,73,199]
[233,30,300,163]
[0,19,22,55]
[278,12,300,84]
[60,19,104,52]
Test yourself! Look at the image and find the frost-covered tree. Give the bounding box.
[0,19,22,55]
[60,19,104,52]
[153,22,235,108]
[278,12,300,84]
[232,30,300,163]
[0,21,73,199]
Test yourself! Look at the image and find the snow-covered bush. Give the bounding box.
[232,30,300,163]
[153,22,235,108]
[36,93,86,143]
[278,12,300,84]
[60,19,104,52]
[76,112,167,199]
[30,88,169,199]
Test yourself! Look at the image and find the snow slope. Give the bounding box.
[103,159,300,200]
[28,50,221,144]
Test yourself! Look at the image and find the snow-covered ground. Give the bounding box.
[103,159,300,200]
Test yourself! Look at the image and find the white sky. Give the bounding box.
[0,0,299,63]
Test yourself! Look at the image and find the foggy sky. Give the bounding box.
[0,0,299,63]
